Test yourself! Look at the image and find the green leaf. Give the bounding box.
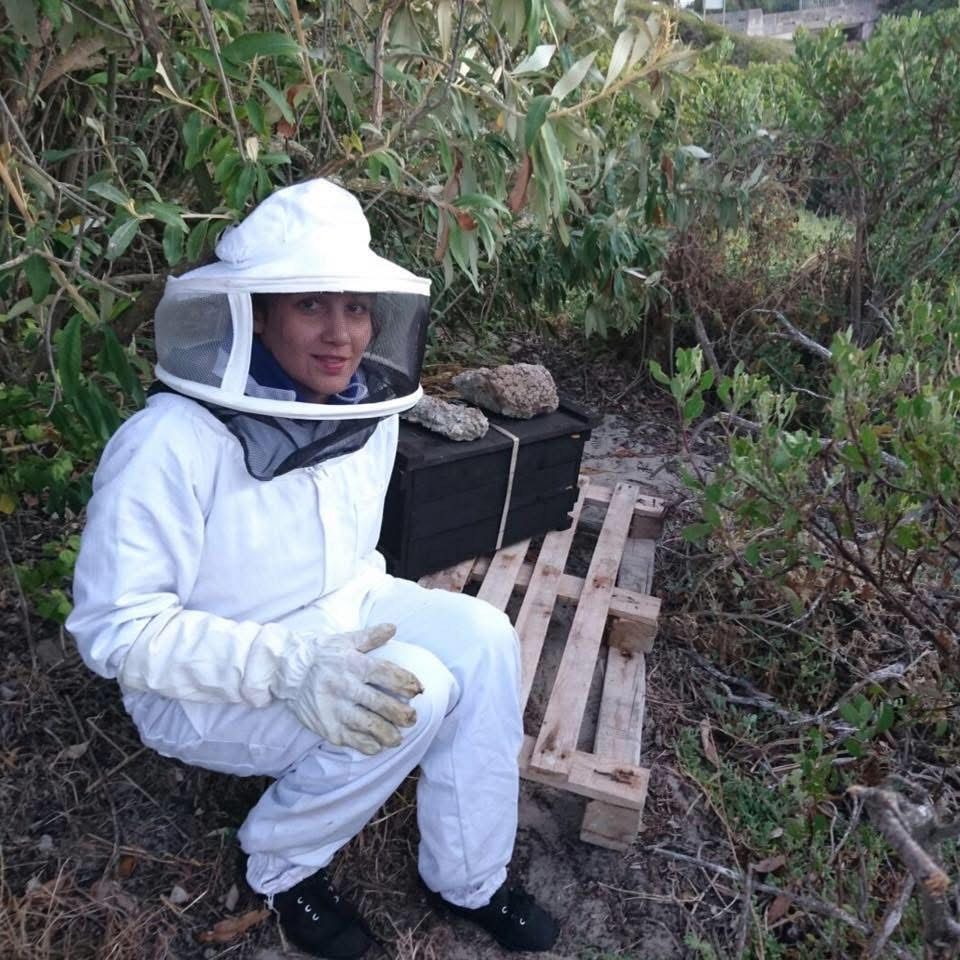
[25,254,52,303]
[256,78,295,124]
[649,359,670,385]
[57,314,83,400]
[72,384,112,442]
[683,394,705,422]
[183,112,200,156]
[839,700,862,726]
[41,148,81,163]
[455,193,509,214]
[512,43,556,75]
[222,32,302,63]
[163,221,184,266]
[682,522,713,544]
[744,543,761,566]
[106,218,140,260]
[88,181,131,206]
[875,702,895,734]
[858,425,879,459]
[843,738,865,759]
[141,200,187,232]
[328,71,356,116]
[367,149,403,186]
[551,51,598,103]
[524,94,554,152]
[603,28,635,92]
[186,219,211,262]
[99,328,145,406]
[230,163,257,208]
[245,97,266,137]
[2,0,39,42]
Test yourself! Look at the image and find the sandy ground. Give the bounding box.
[2,374,728,960]
[361,413,705,960]
[296,409,715,960]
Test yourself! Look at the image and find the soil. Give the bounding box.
[0,333,733,960]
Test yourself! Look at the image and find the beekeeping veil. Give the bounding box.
[152,179,430,479]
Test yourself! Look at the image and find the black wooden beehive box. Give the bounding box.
[379,399,599,580]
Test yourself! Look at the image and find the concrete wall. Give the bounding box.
[705,0,879,37]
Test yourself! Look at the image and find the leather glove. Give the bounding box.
[272,623,423,755]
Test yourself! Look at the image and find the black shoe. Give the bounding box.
[273,869,376,959]
[428,882,559,952]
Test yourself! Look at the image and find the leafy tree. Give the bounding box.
[790,11,960,339]
[0,0,697,521]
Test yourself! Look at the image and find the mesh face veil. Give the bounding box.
[154,179,430,422]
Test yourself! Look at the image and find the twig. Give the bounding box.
[85,747,148,795]
[867,874,916,959]
[848,785,960,946]
[733,863,755,959]
[120,772,191,842]
[196,0,246,160]
[758,309,832,362]
[643,846,916,959]
[0,521,34,669]
[372,0,404,132]
[287,0,343,163]
[692,311,722,384]
[404,0,468,129]
[64,695,122,877]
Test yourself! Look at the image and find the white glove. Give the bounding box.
[271,623,423,755]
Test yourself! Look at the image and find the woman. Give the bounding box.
[67,180,558,958]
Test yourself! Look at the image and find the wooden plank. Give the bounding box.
[581,532,656,848]
[515,481,588,711]
[418,557,476,592]
[470,559,660,629]
[518,736,649,810]
[530,482,639,777]
[585,483,666,522]
[580,803,645,852]
[475,538,531,611]
[592,648,647,764]
[606,537,659,653]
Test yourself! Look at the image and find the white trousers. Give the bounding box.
[123,575,523,907]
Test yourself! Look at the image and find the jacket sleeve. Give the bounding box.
[66,406,315,706]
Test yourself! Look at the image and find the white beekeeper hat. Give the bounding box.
[153,179,430,420]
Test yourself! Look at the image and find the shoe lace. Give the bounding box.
[292,870,343,917]
[496,887,537,926]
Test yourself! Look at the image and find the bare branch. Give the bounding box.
[849,785,960,948]
[196,0,246,161]
[867,874,915,959]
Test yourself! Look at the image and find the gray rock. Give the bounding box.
[452,363,559,419]
[402,394,489,441]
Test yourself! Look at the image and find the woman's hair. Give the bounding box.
[251,292,273,317]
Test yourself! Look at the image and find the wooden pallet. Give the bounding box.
[418,477,665,851]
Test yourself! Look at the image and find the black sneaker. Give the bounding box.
[273,869,376,959]
[428,882,559,952]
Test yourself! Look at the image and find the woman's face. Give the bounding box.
[254,292,374,401]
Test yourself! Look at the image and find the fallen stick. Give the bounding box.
[643,846,916,960]
[848,785,960,947]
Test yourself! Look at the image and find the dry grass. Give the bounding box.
[0,615,443,959]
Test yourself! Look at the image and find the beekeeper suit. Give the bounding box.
[66,181,526,923]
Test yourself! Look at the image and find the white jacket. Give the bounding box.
[67,391,396,708]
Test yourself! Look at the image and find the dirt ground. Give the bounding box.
[1,337,739,960]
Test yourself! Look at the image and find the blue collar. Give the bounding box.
[248,337,367,404]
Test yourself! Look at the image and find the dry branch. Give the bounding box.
[643,845,917,959]
[849,785,960,949]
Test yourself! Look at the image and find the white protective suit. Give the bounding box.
[66,180,523,906]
